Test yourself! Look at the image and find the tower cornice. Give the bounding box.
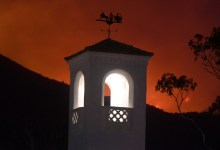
[65,38,153,61]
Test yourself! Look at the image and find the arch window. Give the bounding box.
[102,69,134,108]
[73,71,85,109]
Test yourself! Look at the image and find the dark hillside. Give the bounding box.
[146,105,220,150]
[0,54,69,150]
[0,54,219,150]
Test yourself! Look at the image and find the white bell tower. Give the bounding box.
[65,38,153,150]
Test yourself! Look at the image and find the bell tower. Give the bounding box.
[65,39,153,150]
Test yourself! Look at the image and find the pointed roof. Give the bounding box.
[65,38,153,61]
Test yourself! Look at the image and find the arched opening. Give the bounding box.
[73,71,85,109]
[102,69,134,108]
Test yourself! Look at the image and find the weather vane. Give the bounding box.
[96,12,122,38]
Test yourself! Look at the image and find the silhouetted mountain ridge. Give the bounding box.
[0,54,69,150]
[0,54,219,150]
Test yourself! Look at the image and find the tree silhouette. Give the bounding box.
[155,73,197,113]
[156,73,213,150]
[189,27,220,80]
[208,96,220,115]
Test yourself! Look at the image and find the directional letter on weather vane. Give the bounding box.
[96,12,122,38]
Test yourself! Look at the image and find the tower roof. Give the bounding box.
[65,38,154,61]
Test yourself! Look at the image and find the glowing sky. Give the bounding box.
[1,0,220,112]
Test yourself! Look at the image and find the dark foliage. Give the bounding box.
[156,73,197,96]
[0,54,220,150]
[189,27,220,80]
[156,73,197,113]
[209,96,220,115]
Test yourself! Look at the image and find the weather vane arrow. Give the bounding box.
[96,12,122,38]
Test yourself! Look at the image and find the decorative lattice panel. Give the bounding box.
[108,109,128,122]
[72,111,79,125]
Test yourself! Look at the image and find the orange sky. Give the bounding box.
[1,0,220,112]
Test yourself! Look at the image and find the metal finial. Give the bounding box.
[96,12,122,38]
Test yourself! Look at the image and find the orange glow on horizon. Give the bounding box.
[155,105,160,109]
[185,97,190,103]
